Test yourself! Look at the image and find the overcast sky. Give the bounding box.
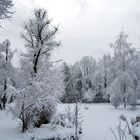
[0,0,140,66]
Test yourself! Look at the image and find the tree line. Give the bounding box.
[61,31,140,108]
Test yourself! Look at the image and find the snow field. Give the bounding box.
[0,104,140,140]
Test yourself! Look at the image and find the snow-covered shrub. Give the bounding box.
[108,80,122,108]
[110,93,122,108]
[83,89,94,103]
[131,115,140,140]
[51,106,75,129]
[13,75,63,132]
[13,67,64,132]
[51,104,83,137]
[13,87,35,132]
[17,84,52,131]
[64,105,75,127]
[131,118,136,126]
[51,113,70,129]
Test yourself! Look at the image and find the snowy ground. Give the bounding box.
[0,111,27,140]
[0,104,140,140]
[58,103,140,140]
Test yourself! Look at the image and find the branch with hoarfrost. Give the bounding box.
[0,0,13,19]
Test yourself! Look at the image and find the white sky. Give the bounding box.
[0,0,140,66]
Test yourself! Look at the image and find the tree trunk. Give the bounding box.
[22,119,28,133]
[2,79,7,109]
[123,82,126,108]
[123,97,126,108]
[33,48,41,74]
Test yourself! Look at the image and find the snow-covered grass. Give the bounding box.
[0,103,140,140]
[58,103,140,140]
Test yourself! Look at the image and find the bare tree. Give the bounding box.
[79,56,96,77]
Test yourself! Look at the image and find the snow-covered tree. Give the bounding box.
[79,56,96,77]
[79,56,96,94]
[0,39,15,109]
[69,57,97,102]
[109,31,136,108]
[70,62,84,102]
[61,62,75,103]
[0,0,13,20]
[127,54,140,107]
[89,55,112,103]
[21,9,59,76]
[13,9,64,132]
[101,55,113,97]
[91,66,104,103]
[96,54,114,102]
[75,75,84,102]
